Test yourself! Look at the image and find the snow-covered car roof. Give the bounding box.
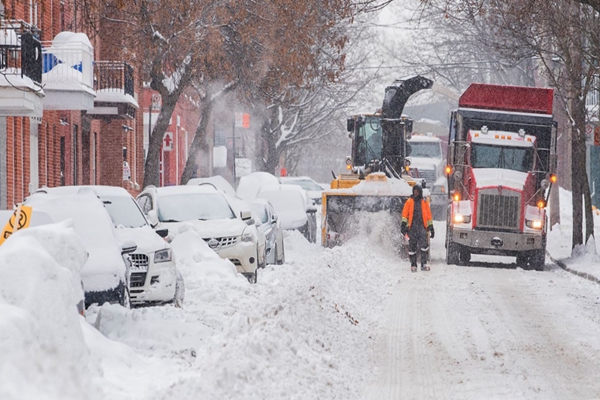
[256,189,308,230]
[259,184,312,208]
[236,172,280,200]
[154,184,221,195]
[35,185,131,197]
[23,192,125,292]
[187,175,236,198]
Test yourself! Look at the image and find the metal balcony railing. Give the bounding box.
[94,61,134,97]
[0,21,42,85]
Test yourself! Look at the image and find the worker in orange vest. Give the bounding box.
[401,184,434,272]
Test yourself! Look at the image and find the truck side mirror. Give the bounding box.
[347,118,355,132]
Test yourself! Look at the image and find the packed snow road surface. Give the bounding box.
[365,255,600,400]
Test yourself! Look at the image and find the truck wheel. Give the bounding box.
[458,249,471,265]
[516,253,528,267]
[446,241,460,265]
[530,249,546,271]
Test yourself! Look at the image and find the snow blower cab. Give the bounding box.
[322,75,434,248]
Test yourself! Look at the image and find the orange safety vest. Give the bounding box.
[401,197,433,229]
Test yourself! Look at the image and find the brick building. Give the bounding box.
[0,0,143,209]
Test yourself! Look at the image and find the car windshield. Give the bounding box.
[409,142,442,158]
[158,193,235,222]
[250,203,269,224]
[287,179,322,192]
[102,195,148,228]
[471,143,534,173]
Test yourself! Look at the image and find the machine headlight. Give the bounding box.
[526,219,543,229]
[241,230,255,243]
[454,213,471,224]
[154,248,172,263]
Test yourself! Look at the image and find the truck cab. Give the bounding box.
[407,133,447,219]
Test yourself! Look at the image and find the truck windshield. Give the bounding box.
[356,117,383,165]
[409,142,442,158]
[471,144,533,173]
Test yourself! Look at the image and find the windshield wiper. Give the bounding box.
[161,219,180,223]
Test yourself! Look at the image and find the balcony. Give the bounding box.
[86,61,138,120]
[42,32,95,110]
[0,21,43,117]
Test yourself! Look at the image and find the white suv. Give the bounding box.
[137,185,265,283]
[34,186,184,307]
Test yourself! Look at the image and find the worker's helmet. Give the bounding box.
[412,184,423,198]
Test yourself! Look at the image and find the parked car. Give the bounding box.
[236,171,280,200]
[280,176,324,205]
[34,186,184,307]
[24,192,133,308]
[187,175,236,198]
[257,184,318,243]
[249,198,285,265]
[136,185,265,283]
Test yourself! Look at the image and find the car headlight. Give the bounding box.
[154,248,172,263]
[453,213,471,224]
[526,219,543,229]
[241,229,255,243]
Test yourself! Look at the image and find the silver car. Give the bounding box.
[250,198,285,265]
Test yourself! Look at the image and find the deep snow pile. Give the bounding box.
[0,222,101,400]
[88,227,400,400]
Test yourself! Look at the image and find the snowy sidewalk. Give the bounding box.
[545,188,600,285]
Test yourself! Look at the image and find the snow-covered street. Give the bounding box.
[3,190,600,400]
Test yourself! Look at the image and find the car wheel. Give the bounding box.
[172,269,185,308]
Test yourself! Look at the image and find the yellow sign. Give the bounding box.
[0,205,33,245]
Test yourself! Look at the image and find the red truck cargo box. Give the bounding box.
[459,83,553,115]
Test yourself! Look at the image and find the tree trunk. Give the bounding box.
[260,106,282,174]
[143,95,179,188]
[180,100,214,184]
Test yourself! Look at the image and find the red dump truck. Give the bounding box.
[445,83,557,270]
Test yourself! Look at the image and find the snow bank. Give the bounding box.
[0,222,101,400]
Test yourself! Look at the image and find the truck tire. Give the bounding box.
[530,249,546,271]
[446,241,460,265]
[516,253,528,267]
[459,248,471,265]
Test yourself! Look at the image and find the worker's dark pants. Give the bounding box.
[408,226,429,267]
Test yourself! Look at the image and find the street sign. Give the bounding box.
[0,205,32,245]
[235,113,250,128]
[163,132,173,151]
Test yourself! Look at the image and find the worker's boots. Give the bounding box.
[409,253,417,272]
[420,250,430,271]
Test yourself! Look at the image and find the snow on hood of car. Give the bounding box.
[0,221,101,398]
[113,225,169,254]
[24,193,125,292]
[472,168,528,190]
[162,218,246,239]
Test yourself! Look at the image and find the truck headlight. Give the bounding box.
[241,230,255,243]
[154,248,172,263]
[526,219,543,229]
[454,213,471,224]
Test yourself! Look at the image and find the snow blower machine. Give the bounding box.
[321,75,434,252]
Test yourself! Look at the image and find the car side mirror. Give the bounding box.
[307,206,317,214]
[240,210,252,220]
[271,214,278,223]
[121,240,137,255]
[155,228,168,238]
[147,210,158,227]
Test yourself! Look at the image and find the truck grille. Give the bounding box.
[417,169,436,186]
[476,190,520,230]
